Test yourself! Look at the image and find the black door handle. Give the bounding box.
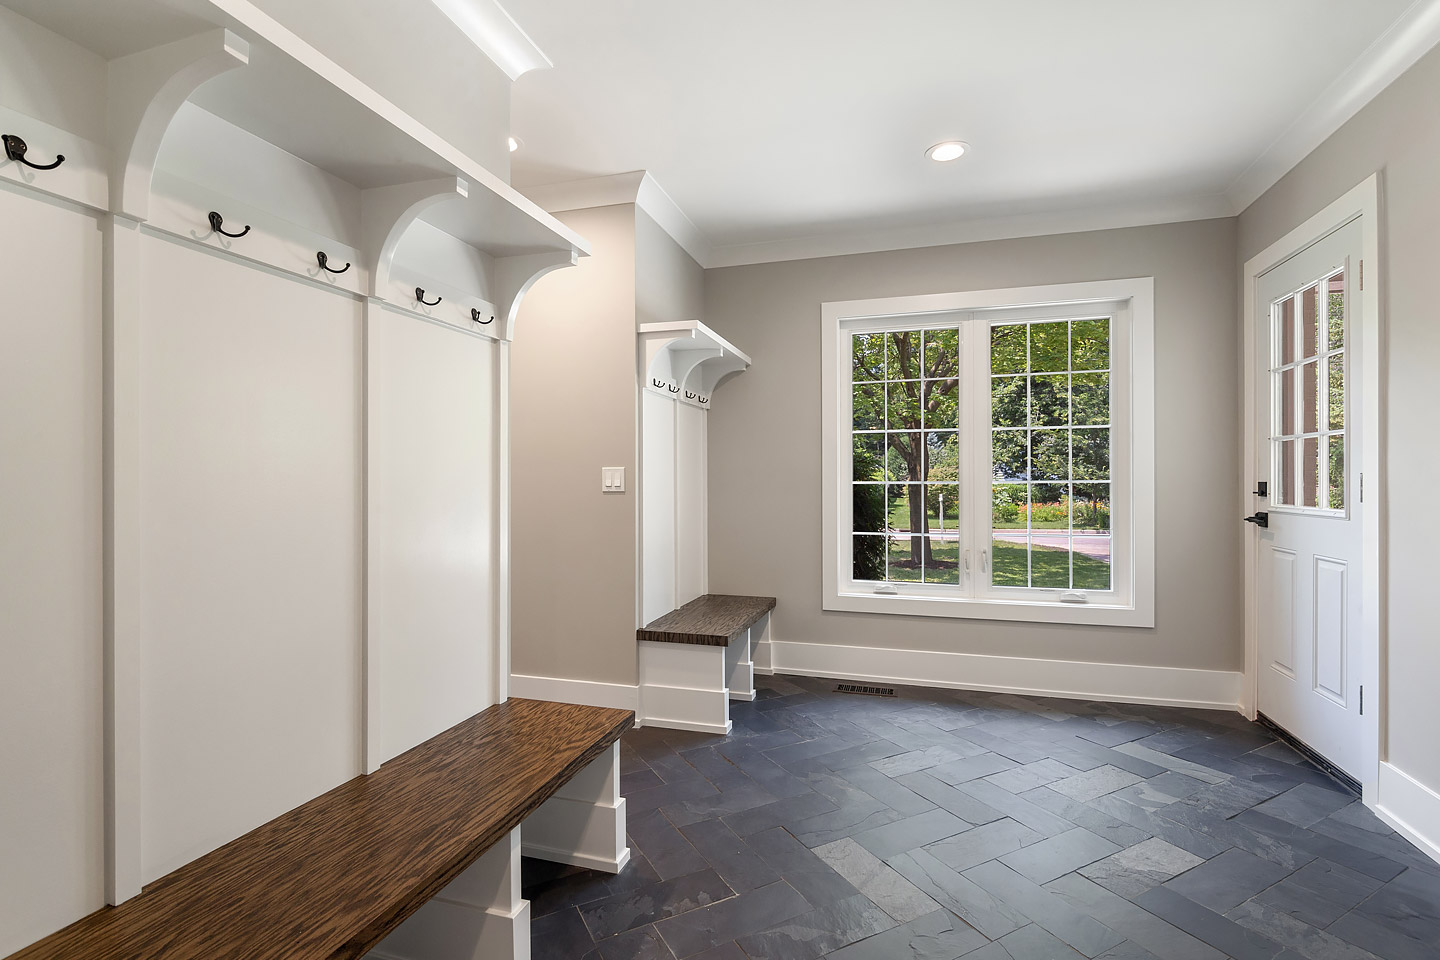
[1244,512,1269,529]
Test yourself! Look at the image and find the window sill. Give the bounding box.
[825,589,1155,627]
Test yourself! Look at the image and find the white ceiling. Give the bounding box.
[504,0,1440,266]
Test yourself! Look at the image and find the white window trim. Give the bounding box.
[821,278,1156,627]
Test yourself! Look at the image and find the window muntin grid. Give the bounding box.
[1270,269,1346,513]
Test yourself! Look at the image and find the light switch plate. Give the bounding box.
[601,466,625,492]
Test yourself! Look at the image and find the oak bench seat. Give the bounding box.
[636,593,776,646]
[8,698,633,960]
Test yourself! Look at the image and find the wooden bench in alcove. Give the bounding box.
[8,699,632,960]
[637,594,775,734]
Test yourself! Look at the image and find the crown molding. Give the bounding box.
[427,0,551,80]
[1226,0,1440,214]
[703,194,1235,269]
[519,171,714,267]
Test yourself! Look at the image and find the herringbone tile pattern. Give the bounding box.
[523,675,1440,959]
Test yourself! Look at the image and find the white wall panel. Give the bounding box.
[368,309,496,765]
[641,391,676,626]
[137,236,363,882]
[0,188,105,954]
[675,403,707,606]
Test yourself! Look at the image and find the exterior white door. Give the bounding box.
[1251,217,1364,780]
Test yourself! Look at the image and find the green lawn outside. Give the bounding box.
[883,537,1110,590]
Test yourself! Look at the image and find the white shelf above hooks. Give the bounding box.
[638,320,752,408]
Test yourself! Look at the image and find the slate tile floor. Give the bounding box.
[522,675,1440,959]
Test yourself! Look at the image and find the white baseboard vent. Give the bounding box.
[762,640,1242,712]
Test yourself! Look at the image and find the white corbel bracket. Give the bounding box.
[495,251,579,342]
[638,321,752,409]
[107,29,250,221]
[361,177,470,299]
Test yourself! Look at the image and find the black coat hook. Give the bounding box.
[652,378,665,389]
[208,211,250,238]
[416,287,441,306]
[698,397,709,404]
[685,391,698,400]
[3,134,65,171]
[472,308,493,324]
[316,251,350,274]
[667,384,680,394]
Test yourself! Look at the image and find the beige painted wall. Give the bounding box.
[636,209,705,326]
[703,218,1241,672]
[1237,44,1440,791]
[511,205,639,686]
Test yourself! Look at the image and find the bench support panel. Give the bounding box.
[639,633,759,733]
[367,828,530,960]
[521,744,630,874]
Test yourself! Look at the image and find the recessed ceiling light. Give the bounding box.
[508,136,521,153]
[927,141,968,162]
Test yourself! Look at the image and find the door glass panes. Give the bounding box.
[1271,268,1346,512]
[850,328,962,584]
[989,318,1112,591]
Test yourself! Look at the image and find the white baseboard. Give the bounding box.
[509,673,639,712]
[521,842,631,874]
[765,640,1242,712]
[1374,762,1440,866]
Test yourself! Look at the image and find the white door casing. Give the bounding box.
[1242,174,1382,798]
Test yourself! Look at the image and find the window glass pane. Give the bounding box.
[924,483,960,530]
[1302,359,1319,434]
[1280,367,1296,436]
[1328,436,1345,510]
[853,485,886,533]
[924,537,960,584]
[886,382,921,430]
[992,430,1029,481]
[852,333,886,381]
[1072,483,1111,533]
[1302,437,1321,508]
[1031,429,1069,481]
[922,329,960,380]
[1071,318,1109,371]
[1030,374,1070,427]
[1277,439,1296,505]
[886,484,908,532]
[925,378,959,429]
[886,330,922,381]
[992,376,1027,428]
[1327,272,1345,351]
[923,432,958,482]
[1280,296,1296,366]
[1028,483,1069,531]
[1328,353,1345,431]
[853,534,885,581]
[1073,428,1109,480]
[1029,321,1069,373]
[886,434,920,481]
[1302,285,1320,359]
[992,484,1026,532]
[852,434,885,481]
[991,323,1027,375]
[991,535,1029,587]
[887,535,923,582]
[1028,481,1071,589]
[892,482,925,535]
[1076,537,1113,590]
[1072,372,1109,426]
[853,383,883,431]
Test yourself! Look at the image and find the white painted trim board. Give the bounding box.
[508,673,639,713]
[1374,762,1440,867]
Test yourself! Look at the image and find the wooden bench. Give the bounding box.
[9,699,633,960]
[637,594,775,733]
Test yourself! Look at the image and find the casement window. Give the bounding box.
[821,280,1155,626]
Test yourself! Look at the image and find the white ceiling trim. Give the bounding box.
[428,0,551,80]
[1225,0,1440,214]
[703,195,1236,269]
[521,171,714,265]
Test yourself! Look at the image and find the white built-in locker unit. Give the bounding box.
[0,0,586,954]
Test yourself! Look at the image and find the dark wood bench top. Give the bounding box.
[637,593,776,646]
[9,698,633,960]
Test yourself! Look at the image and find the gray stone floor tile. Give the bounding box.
[684,942,745,960]
[985,759,1085,794]
[833,763,938,816]
[653,879,811,958]
[1044,873,1227,960]
[1326,909,1440,960]
[813,837,941,923]
[1132,885,1284,960]
[926,817,1043,872]
[869,745,966,778]
[851,806,970,859]
[1078,837,1204,898]
[994,922,1088,958]
[1047,765,1144,803]
[964,860,1125,957]
[1161,847,1292,913]
[720,790,838,838]
[580,867,735,939]
[1091,942,1161,960]
[887,847,1029,939]
[534,906,599,959]
[593,925,677,960]
[1110,743,1229,784]
[930,752,1019,785]
[999,827,1121,885]
[744,826,862,905]
[734,892,894,960]
[821,908,987,960]
[956,779,1077,836]
[897,771,1007,825]
[1252,783,1357,828]
[678,820,780,893]
[1087,793,1232,860]
[629,808,711,880]
[1225,899,1382,960]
